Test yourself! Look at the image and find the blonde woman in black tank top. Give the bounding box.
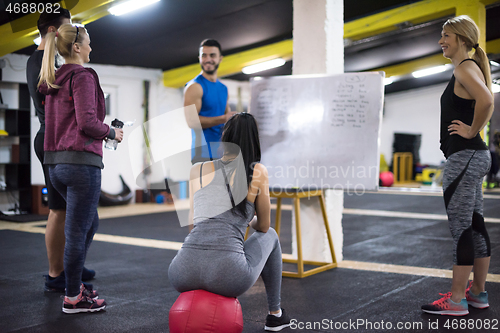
[421,15,494,316]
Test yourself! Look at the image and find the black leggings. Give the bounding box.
[34,130,65,210]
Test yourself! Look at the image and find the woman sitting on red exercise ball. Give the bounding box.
[168,112,291,332]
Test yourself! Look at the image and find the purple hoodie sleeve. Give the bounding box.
[38,83,48,95]
[72,72,110,140]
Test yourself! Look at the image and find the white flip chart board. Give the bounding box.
[249,72,384,191]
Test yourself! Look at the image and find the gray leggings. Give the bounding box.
[168,228,282,312]
[442,149,491,265]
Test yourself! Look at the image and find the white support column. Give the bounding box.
[325,0,344,75]
[291,0,345,262]
[293,0,343,75]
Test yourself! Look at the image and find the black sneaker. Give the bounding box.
[82,267,96,281]
[264,308,291,331]
[44,272,94,293]
[44,272,65,293]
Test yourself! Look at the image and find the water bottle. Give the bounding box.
[105,118,124,150]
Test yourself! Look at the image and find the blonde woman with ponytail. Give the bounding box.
[27,10,98,296]
[38,23,123,314]
[422,15,494,316]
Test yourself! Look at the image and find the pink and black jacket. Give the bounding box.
[39,64,115,169]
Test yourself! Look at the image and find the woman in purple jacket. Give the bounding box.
[39,23,123,314]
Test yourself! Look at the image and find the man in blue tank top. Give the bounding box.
[184,39,236,163]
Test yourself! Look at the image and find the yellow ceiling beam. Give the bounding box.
[373,54,449,78]
[344,0,499,41]
[487,38,500,54]
[456,0,487,49]
[373,38,500,78]
[1,0,494,86]
[344,0,455,40]
[164,0,499,87]
[480,0,500,5]
[162,39,293,88]
[0,0,116,58]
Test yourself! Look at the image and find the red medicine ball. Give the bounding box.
[380,171,394,187]
[169,290,243,333]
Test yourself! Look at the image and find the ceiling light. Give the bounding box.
[242,58,286,74]
[493,84,500,93]
[384,77,394,85]
[412,65,450,78]
[33,36,41,45]
[490,60,500,67]
[109,0,160,16]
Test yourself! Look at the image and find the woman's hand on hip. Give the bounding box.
[448,120,474,139]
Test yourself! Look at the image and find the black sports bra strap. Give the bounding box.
[219,161,236,208]
[199,162,206,188]
[459,58,478,66]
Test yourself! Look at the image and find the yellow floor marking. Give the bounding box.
[93,233,183,250]
[371,188,443,197]
[2,223,499,283]
[0,224,183,250]
[0,202,190,228]
[268,204,500,223]
[342,208,500,223]
[343,208,449,220]
[97,201,189,219]
[337,260,500,283]
[281,254,500,282]
[375,187,500,199]
[2,200,498,232]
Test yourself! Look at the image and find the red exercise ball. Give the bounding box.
[169,290,243,333]
[380,171,394,187]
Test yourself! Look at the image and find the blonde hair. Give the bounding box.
[38,24,87,89]
[443,15,492,94]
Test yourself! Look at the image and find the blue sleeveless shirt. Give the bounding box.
[187,74,228,160]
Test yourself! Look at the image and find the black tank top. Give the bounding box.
[440,58,487,158]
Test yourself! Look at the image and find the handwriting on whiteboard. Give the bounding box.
[329,81,369,129]
[253,85,290,136]
[249,72,384,190]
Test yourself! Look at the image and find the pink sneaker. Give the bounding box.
[466,281,489,309]
[62,288,106,314]
[421,292,469,316]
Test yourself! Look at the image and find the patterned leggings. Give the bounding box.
[442,149,491,265]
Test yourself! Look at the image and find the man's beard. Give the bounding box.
[201,62,219,75]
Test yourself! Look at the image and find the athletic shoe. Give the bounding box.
[44,272,65,293]
[82,267,96,281]
[264,308,291,331]
[80,283,98,299]
[466,281,489,309]
[44,272,94,293]
[62,289,106,314]
[421,292,469,316]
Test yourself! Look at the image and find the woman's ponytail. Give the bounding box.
[38,31,59,89]
[37,24,83,90]
[473,45,492,94]
[443,15,493,95]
